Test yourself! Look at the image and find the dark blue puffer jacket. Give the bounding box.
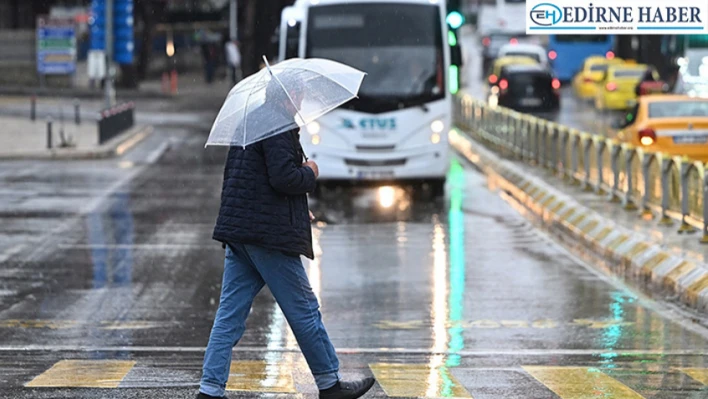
[212,120,316,259]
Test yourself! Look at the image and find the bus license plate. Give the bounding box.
[673,135,708,144]
[357,170,394,179]
[520,98,542,106]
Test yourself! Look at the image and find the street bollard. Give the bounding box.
[609,144,621,202]
[550,125,558,172]
[702,173,708,243]
[582,138,592,191]
[623,148,637,210]
[46,118,53,149]
[30,95,36,121]
[570,133,579,184]
[678,162,697,233]
[559,129,569,178]
[74,98,81,125]
[659,158,673,225]
[595,140,606,194]
[641,154,654,218]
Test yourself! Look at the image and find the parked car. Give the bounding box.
[594,64,659,111]
[616,95,708,161]
[571,55,624,100]
[494,64,561,112]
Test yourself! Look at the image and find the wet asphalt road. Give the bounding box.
[2,44,708,398]
[2,113,708,398]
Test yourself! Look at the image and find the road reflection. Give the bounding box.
[86,192,134,289]
[311,183,444,224]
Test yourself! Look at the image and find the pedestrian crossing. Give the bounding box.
[21,359,708,397]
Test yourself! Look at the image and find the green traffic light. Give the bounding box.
[446,11,464,29]
[448,31,457,46]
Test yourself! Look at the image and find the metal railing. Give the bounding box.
[455,94,708,242]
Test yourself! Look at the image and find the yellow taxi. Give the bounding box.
[487,55,538,87]
[572,55,624,99]
[616,95,708,161]
[594,64,659,111]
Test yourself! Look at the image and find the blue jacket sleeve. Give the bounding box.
[262,132,316,195]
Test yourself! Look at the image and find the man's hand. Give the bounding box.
[309,210,315,221]
[303,160,319,178]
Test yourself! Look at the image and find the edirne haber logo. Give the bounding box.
[526,0,708,34]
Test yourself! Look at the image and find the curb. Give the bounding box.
[450,129,708,313]
[0,86,172,100]
[0,125,154,161]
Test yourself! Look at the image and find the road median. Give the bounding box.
[450,128,708,313]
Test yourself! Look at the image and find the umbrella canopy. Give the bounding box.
[205,57,365,148]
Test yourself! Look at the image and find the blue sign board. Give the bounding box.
[89,0,134,64]
[37,16,76,75]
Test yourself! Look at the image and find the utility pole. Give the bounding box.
[230,0,238,41]
[104,0,116,109]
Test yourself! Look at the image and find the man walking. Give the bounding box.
[224,39,241,86]
[198,82,376,399]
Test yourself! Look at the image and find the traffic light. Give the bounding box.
[446,11,465,30]
[446,0,465,30]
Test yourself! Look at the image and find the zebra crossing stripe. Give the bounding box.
[226,360,296,393]
[677,368,708,385]
[523,366,645,399]
[25,360,136,388]
[370,363,473,398]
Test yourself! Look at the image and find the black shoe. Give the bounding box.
[196,393,227,399]
[319,377,376,399]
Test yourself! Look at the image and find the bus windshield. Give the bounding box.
[306,4,444,111]
[553,35,611,43]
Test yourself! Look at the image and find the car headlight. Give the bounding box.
[311,134,320,145]
[430,120,444,133]
[306,121,320,135]
[430,133,441,144]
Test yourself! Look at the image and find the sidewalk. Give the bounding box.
[451,125,708,314]
[0,114,152,160]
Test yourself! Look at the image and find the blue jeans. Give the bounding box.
[200,243,340,397]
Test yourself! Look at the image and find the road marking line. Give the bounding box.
[371,363,472,398]
[1,345,707,357]
[25,360,136,388]
[226,360,296,393]
[58,243,216,249]
[677,368,708,385]
[523,366,644,399]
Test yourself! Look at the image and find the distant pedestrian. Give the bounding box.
[197,77,376,399]
[224,40,241,85]
[202,42,218,84]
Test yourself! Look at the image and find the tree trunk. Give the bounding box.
[241,0,259,77]
[135,0,156,81]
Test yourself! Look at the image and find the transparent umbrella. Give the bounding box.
[205,57,365,148]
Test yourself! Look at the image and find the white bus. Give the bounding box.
[298,0,455,196]
[278,5,304,62]
[477,0,526,36]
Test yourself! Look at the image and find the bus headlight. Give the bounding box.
[311,134,321,145]
[430,120,444,133]
[430,133,441,144]
[306,121,320,135]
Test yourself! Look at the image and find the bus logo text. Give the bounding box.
[340,117,397,130]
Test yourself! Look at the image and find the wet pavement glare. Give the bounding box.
[2,38,708,397]
[1,125,708,399]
